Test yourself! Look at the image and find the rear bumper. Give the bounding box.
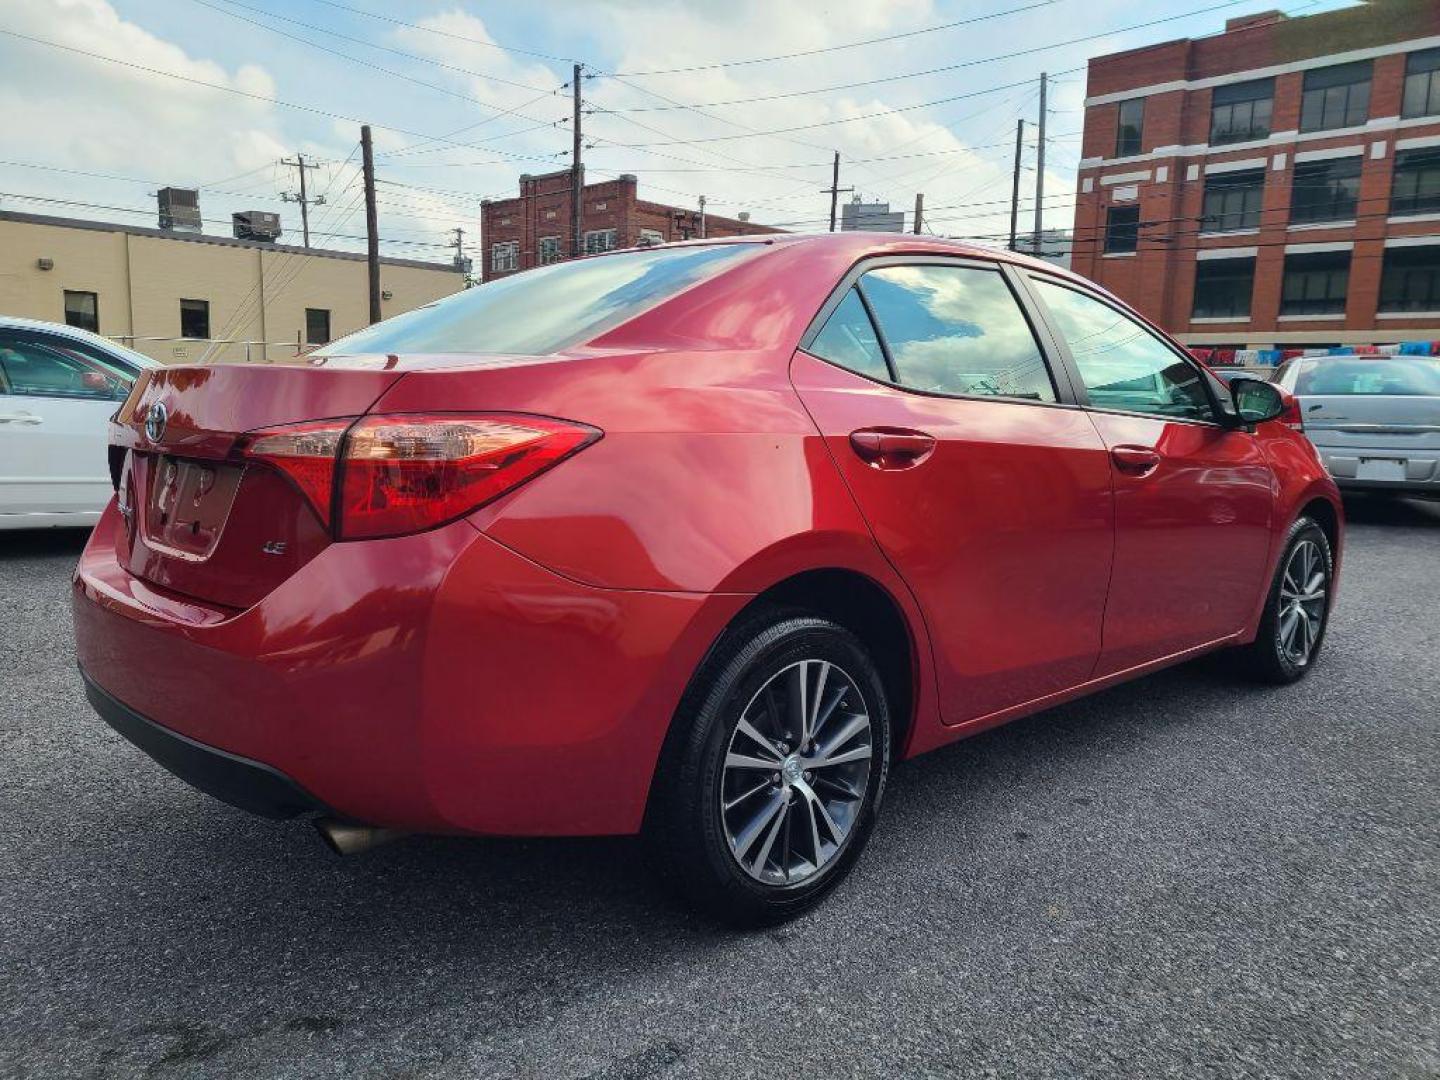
[72,502,749,836]
[83,673,328,820]
[1317,448,1439,493]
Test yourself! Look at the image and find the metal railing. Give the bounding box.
[109,335,316,364]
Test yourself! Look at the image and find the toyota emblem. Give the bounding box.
[144,401,168,443]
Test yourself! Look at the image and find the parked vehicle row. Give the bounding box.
[71,234,1342,923]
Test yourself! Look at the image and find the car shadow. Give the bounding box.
[1341,493,1440,528]
[0,527,90,559]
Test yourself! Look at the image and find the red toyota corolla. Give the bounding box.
[73,233,1341,923]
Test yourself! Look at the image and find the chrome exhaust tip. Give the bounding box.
[314,818,406,856]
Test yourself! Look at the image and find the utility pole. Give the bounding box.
[360,126,380,323]
[449,226,472,285]
[698,195,707,239]
[913,192,924,235]
[280,152,326,248]
[571,62,584,258]
[822,152,853,232]
[1033,72,1048,255]
[1009,119,1025,251]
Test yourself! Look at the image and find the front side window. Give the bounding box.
[807,288,889,382]
[315,243,758,357]
[179,298,210,339]
[1291,156,1362,225]
[584,229,617,255]
[0,332,135,400]
[1378,246,1440,312]
[1391,147,1440,217]
[1031,278,1213,421]
[305,307,331,346]
[491,241,519,273]
[1210,79,1274,145]
[1192,258,1255,320]
[1281,251,1350,316]
[63,290,98,333]
[1300,61,1372,132]
[1202,169,1265,233]
[1115,98,1144,157]
[1402,47,1440,120]
[856,264,1056,401]
[538,236,562,265]
[1104,205,1140,253]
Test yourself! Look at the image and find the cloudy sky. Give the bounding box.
[0,0,1357,264]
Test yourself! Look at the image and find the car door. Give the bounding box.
[790,257,1114,727]
[1022,275,1275,675]
[0,330,135,520]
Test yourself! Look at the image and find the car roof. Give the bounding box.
[0,316,159,368]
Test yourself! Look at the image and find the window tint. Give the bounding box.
[180,298,210,339]
[64,290,98,333]
[1032,279,1213,421]
[808,288,889,381]
[1192,258,1255,319]
[315,243,758,357]
[0,334,135,400]
[1281,251,1350,316]
[1104,206,1140,253]
[1293,357,1440,396]
[858,265,1055,402]
[305,307,331,346]
[1379,246,1440,312]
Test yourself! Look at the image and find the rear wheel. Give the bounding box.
[1236,517,1334,684]
[645,610,891,926]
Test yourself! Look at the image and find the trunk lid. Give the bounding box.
[1299,394,1440,450]
[111,363,405,609]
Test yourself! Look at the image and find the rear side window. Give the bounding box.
[859,265,1056,402]
[315,244,758,357]
[808,288,889,381]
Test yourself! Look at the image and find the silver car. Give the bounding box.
[1271,354,1440,496]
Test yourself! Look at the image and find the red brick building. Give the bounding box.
[480,171,782,281]
[1071,0,1440,352]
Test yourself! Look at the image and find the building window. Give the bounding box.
[1192,258,1255,319]
[1115,98,1144,157]
[1391,147,1440,217]
[179,298,210,339]
[1101,206,1140,254]
[594,201,608,211]
[1201,169,1265,233]
[1300,61,1371,133]
[638,229,665,247]
[305,308,331,346]
[1103,205,1140,253]
[584,229,617,255]
[1378,246,1440,312]
[1402,47,1440,120]
[1281,251,1350,316]
[1210,78,1273,145]
[63,290,98,333]
[491,241,519,273]
[538,236,562,265]
[1290,156,1362,225]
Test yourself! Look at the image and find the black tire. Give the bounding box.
[644,608,892,927]
[1235,516,1334,684]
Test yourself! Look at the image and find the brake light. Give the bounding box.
[1277,391,1305,432]
[240,413,600,539]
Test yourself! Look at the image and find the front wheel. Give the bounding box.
[645,610,892,926]
[1236,517,1334,683]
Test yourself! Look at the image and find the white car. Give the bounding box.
[0,317,158,530]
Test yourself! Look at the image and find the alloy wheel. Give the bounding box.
[1277,538,1327,667]
[719,660,873,886]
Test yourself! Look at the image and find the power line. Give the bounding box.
[299,0,578,64]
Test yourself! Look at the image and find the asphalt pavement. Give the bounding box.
[1,497,1437,1079]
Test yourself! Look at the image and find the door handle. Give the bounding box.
[849,428,936,468]
[0,413,42,425]
[1110,444,1162,475]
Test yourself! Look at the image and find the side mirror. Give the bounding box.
[1230,377,1285,424]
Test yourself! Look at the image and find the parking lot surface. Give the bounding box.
[1,497,1437,1079]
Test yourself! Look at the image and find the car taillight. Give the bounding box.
[240,413,600,539]
[1278,391,1304,432]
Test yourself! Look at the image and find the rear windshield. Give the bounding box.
[315,243,758,357]
[1290,357,1440,396]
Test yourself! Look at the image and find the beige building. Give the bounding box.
[0,211,465,364]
